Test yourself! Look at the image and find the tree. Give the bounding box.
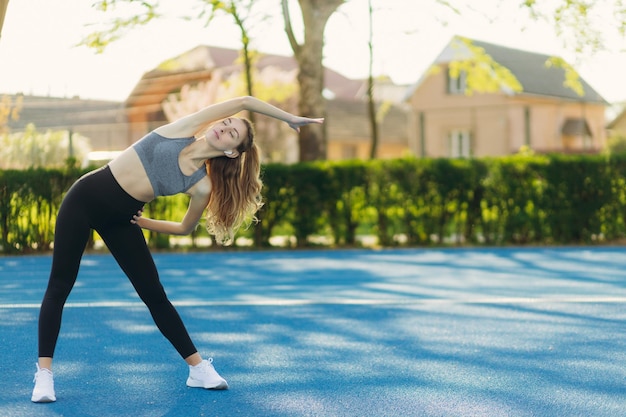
[0,94,22,134]
[83,0,265,119]
[520,0,625,96]
[521,0,626,56]
[366,0,378,159]
[81,0,345,161]
[282,0,344,161]
[0,0,9,41]
[201,0,263,124]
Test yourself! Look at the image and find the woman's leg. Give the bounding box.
[38,189,92,365]
[98,223,198,360]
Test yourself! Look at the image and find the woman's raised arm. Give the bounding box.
[156,96,324,137]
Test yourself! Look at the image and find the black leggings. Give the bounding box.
[38,166,197,359]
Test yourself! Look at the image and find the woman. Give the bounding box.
[31,96,324,403]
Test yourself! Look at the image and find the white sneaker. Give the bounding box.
[31,364,56,403]
[186,358,228,390]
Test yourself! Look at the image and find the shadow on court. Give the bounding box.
[0,247,625,416]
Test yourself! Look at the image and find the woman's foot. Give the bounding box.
[31,364,56,403]
[186,358,228,390]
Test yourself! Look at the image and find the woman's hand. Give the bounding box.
[288,116,325,133]
[130,209,144,226]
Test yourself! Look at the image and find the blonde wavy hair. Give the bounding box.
[204,118,263,245]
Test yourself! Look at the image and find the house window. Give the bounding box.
[447,70,467,95]
[448,130,471,158]
[561,118,592,150]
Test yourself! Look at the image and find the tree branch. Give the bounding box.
[281,0,301,58]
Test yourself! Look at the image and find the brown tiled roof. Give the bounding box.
[5,94,124,130]
[125,45,365,108]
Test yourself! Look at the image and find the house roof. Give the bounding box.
[405,36,607,104]
[125,45,365,108]
[5,94,125,131]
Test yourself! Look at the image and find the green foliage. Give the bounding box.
[520,0,626,56]
[80,1,160,53]
[542,154,611,242]
[0,125,92,169]
[605,134,626,155]
[3,153,626,253]
[287,162,331,247]
[0,94,23,133]
[324,159,369,245]
[450,37,523,95]
[255,163,296,246]
[544,57,584,96]
[0,167,78,253]
[481,155,550,244]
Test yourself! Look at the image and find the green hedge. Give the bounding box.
[1,153,625,254]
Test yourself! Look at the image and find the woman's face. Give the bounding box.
[205,117,248,153]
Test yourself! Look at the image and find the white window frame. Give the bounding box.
[448,70,467,95]
[448,130,471,158]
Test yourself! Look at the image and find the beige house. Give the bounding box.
[404,37,608,158]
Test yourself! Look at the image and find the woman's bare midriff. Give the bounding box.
[108,148,155,203]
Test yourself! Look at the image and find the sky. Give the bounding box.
[1,0,625,107]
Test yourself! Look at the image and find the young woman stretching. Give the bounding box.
[31,96,324,403]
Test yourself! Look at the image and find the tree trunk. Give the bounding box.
[283,0,344,161]
[366,0,378,159]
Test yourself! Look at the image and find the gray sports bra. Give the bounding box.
[132,131,207,197]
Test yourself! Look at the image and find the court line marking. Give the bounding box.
[1,296,625,309]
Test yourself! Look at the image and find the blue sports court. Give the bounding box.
[1,247,625,416]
